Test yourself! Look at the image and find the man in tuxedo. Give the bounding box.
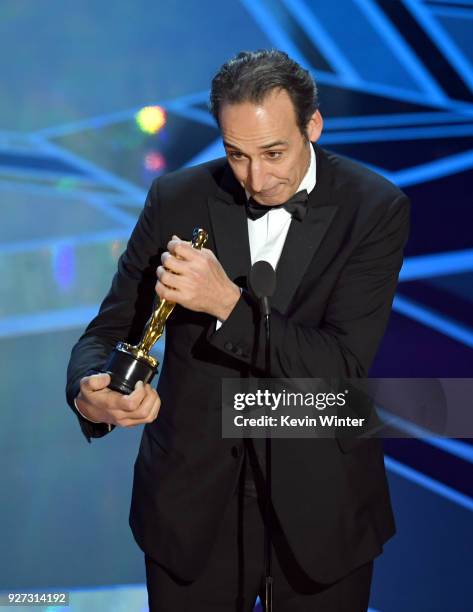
[66,50,410,611]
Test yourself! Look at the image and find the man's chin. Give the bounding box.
[251,189,288,206]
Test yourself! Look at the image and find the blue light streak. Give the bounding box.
[393,295,473,348]
[324,111,473,130]
[402,0,473,92]
[33,137,146,200]
[352,0,447,102]
[377,408,473,463]
[385,455,473,511]
[321,122,473,143]
[392,147,473,187]
[0,229,131,255]
[430,6,473,21]
[400,249,473,281]
[281,0,361,83]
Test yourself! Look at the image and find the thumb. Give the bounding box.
[85,372,111,392]
[172,234,182,241]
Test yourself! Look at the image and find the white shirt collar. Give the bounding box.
[299,142,316,195]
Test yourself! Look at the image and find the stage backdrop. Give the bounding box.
[0,1,472,611]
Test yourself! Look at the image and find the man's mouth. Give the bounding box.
[255,185,282,198]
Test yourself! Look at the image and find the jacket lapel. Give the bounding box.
[271,207,337,314]
[207,165,252,288]
[272,147,338,312]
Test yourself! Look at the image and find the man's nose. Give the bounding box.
[247,162,265,193]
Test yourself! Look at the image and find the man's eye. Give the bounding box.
[229,152,244,160]
[266,151,282,159]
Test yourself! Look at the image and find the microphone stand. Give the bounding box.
[261,296,273,612]
[249,260,276,612]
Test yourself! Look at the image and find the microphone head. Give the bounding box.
[249,260,276,299]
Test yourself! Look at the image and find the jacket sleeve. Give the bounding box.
[208,194,410,378]
[65,179,164,442]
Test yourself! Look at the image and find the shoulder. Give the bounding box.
[317,147,409,227]
[319,147,406,204]
[316,147,410,240]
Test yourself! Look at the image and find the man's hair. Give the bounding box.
[209,49,318,136]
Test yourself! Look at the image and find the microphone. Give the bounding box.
[249,260,276,317]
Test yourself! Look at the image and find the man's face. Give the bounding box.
[219,88,323,206]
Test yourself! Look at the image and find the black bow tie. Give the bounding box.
[246,190,309,221]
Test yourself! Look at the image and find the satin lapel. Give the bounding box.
[271,146,338,314]
[272,205,337,313]
[207,165,252,288]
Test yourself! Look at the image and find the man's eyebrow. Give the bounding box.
[260,140,289,149]
[223,141,241,150]
[223,140,289,150]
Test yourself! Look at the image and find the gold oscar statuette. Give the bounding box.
[102,227,208,394]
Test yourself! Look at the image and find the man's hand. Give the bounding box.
[156,235,240,321]
[76,373,161,428]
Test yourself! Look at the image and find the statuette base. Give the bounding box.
[103,342,158,395]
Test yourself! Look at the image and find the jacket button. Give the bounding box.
[224,342,233,351]
[234,347,243,356]
[231,445,242,458]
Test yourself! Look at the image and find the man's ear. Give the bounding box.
[306,110,323,143]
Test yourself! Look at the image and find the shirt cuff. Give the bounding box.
[74,397,112,432]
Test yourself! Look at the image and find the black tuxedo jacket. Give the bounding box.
[66,145,410,584]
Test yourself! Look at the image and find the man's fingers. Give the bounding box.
[145,395,161,423]
[132,384,159,420]
[157,265,182,290]
[156,280,180,303]
[168,239,195,260]
[160,252,186,275]
[122,399,160,427]
[119,385,160,423]
[120,380,148,412]
[81,373,111,393]
[78,376,160,428]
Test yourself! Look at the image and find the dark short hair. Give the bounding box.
[209,49,318,135]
